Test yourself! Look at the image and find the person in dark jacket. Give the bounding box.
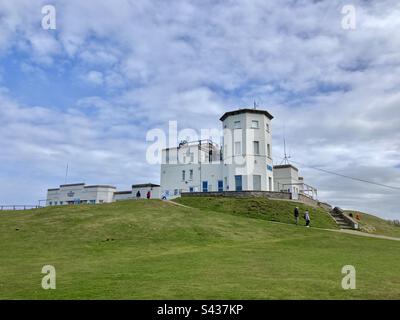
[136,190,141,198]
[294,207,299,225]
[146,190,151,199]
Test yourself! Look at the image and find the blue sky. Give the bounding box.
[0,0,399,219]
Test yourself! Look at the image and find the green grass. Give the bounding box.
[345,210,400,238]
[0,199,399,299]
[175,196,337,229]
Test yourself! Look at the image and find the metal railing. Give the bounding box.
[0,205,43,211]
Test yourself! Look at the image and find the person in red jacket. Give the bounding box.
[146,190,151,199]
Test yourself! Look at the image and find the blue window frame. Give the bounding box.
[235,175,242,191]
[218,180,223,192]
[202,181,208,192]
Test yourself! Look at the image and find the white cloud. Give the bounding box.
[85,70,104,85]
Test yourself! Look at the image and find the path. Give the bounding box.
[167,200,400,242]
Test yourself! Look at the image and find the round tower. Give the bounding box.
[220,108,274,191]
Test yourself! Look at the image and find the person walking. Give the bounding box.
[304,210,311,227]
[294,207,299,225]
[136,190,141,199]
[146,190,151,199]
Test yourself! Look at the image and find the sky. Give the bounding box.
[0,0,399,219]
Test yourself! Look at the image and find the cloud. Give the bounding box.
[84,70,104,85]
[0,0,399,219]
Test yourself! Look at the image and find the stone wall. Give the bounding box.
[181,190,292,200]
[182,191,334,212]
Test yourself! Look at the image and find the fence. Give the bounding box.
[0,205,43,211]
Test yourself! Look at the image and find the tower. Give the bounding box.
[220,108,274,191]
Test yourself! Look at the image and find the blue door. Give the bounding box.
[235,175,242,191]
[218,180,223,192]
[202,181,208,192]
[189,187,194,192]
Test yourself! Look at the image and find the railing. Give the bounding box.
[332,207,359,230]
[0,205,43,211]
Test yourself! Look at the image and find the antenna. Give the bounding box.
[253,100,258,109]
[64,163,69,184]
[281,133,292,165]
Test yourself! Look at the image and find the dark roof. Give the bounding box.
[273,164,299,171]
[59,183,85,187]
[220,108,274,121]
[132,183,160,188]
[47,188,60,191]
[114,191,132,195]
[84,185,116,189]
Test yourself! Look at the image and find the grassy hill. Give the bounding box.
[345,210,400,238]
[175,196,337,229]
[0,199,399,299]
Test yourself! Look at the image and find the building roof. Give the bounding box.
[114,191,132,195]
[47,188,60,191]
[59,183,85,187]
[84,185,116,189]
[273,164,299,171]
[219,108,274,121]
[132,183,160,188]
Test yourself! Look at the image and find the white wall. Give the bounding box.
[222,112,273,191]
[46,184,116,205]
[273,166,300,193]
[132,186,161,199]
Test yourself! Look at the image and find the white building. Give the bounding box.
[46,108,317,205]
[114,183,161,200]
[47,183,161,206]
[46,183,116,206]
[273,164,318,200]
[160,108,274,197]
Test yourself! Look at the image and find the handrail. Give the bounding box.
[0,205,43,211]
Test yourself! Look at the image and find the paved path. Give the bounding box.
[325,228,400,241]
[165,200,192,209]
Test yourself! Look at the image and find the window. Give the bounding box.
[234,120,241,129]
[189,169,193,180]
[266,123,270,132]
[54,201,58,205]
[60,201,63,205]
[235,175,242,191]
[189,187,194,192]
[251,120,259,128]
[218,180,223,192]
[99,200,104,203]
[90,200,96,204]
[253,175,261,191]
[202,181,208,192]
[166,149,170,164]
[182,170,186,181]
[235,141,241,156]
[268,177,272,191]
[267,144,271,158]
[49,201,52,205]
[253,141,260,155]
[174,189,179,196]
